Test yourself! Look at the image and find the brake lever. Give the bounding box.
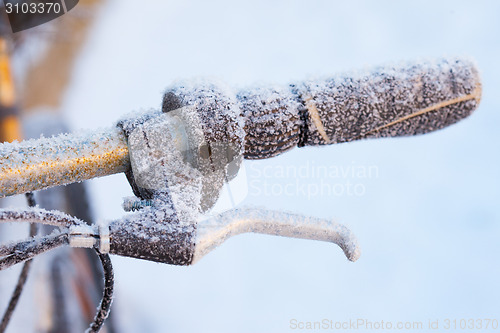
[98,202,360,265]
[193,208,360,262]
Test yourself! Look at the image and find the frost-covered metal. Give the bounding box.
[0,57,483,268]
[0,57,481,198]
[193,208,360,263]
[108,200,196,265]
[105,204,360,265]
[0,127,129,197]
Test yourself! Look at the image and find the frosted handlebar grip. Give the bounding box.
[239,57,481,159]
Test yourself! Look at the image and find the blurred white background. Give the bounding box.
[52,0,500,332]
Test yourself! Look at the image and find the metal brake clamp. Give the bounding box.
[105,82,360,265]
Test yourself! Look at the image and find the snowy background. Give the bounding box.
[15,1,500,332]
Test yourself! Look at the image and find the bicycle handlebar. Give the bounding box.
[0,57,482,267]
[0,57,481,198]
